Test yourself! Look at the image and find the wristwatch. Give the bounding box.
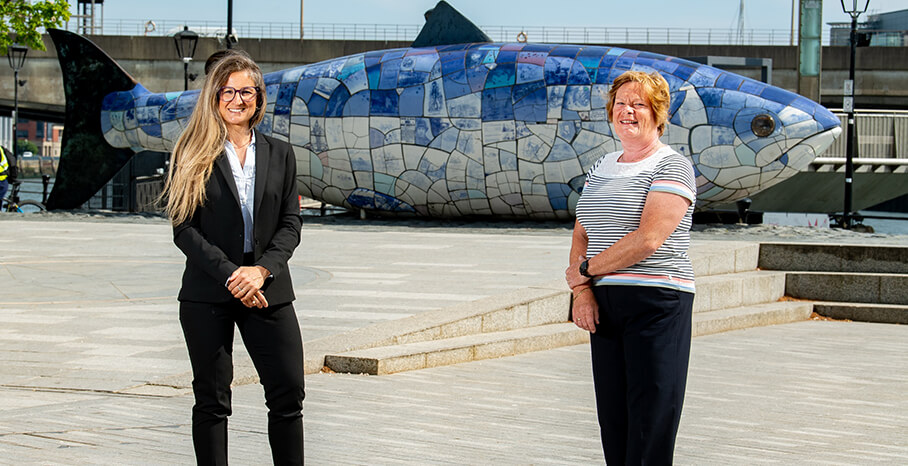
[579,259,592,278]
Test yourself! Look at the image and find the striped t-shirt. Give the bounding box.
[576,146,697,293]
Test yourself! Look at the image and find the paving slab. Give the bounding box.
[2,215,908,463]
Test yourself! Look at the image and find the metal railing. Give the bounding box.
[818,111,908,169]
[55,18,860,46]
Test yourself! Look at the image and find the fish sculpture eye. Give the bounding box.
[751,114,776,137]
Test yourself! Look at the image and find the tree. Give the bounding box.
[17,138,39,156]
[0,0,71,54]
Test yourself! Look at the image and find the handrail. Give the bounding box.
[53,19,907,46]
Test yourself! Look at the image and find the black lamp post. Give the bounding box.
[7,43,27,153]
[173,26,199,91]
[840,0,869,229]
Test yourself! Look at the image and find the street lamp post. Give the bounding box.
[840,0,869,229]
[7,44,27,154]
[173,26,199,91]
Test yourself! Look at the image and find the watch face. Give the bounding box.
[580,260,589,277]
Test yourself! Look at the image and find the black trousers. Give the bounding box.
[180,299,305,466]
[589,285,694,465]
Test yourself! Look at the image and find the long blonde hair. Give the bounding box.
[162,49,267,226]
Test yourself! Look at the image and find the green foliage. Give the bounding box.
[16,139,39,156]
[0,1,71,53]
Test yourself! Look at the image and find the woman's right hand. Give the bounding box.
[572,287,599,333]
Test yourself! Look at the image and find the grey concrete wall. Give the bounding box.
[1,35,905,120]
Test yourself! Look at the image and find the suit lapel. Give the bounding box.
[253,131,271,220]
[214,152,241,207]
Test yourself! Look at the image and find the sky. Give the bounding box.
[78,0,906,32]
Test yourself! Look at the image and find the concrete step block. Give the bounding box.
[690,241,760,277]
[759,243,908,274]
[786,272,908,305]
[693,270,787,313]
[813,301,908,324]
[693,301,813,337]
[324,323,588,375]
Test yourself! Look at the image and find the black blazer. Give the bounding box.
[173,132,301,305]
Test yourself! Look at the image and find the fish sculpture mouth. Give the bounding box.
[783,126,842,172]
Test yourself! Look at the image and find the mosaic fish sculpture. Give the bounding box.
[45,28,841,216]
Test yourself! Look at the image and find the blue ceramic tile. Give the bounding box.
[277,83,296,107]
[760,86,797,106]
[790,96,819,115]
[481,87,514,121]
[512,80,546,104]
[295,78,317,101]
[516,63,544,84]
[338,57,365,81]
[707,106,736,124]
[379,59,402,89]
[467,65,490,91]
[366,64,381,89]
[563,85,591,111]
[440,51,466,75]
[496,50,518,63]
[465,50,485,69]
[136,106,158,126]
[399,86,425,117]
[142,123,162,138]
[485,63,516,88]
[102,90,133,111]
[739,79,766,96]
[343,91,370,116]
[567,61,591,85]
[381,49,407,61]
[264,72,282,85]
[370,89,399,116]
[546,183,572,210]
[325,86,350,117]
[550,45,581,58]
[544,57,572,85]
[398,70,428,87]
[160,99,178,121]
[307,94,328,117]
[443,71,472,99]
[698,88,723,107]
[716,73,744,90]
[671,64,696,81]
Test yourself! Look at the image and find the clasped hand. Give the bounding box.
[227,266,270,309]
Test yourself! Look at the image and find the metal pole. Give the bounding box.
[183,60,189,91]
[843,15,857,229]
[226,0,234,49]
[12,68,18,155]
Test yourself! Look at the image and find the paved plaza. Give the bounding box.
[0,216,906,464]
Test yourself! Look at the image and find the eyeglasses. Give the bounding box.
[218,86,260,102]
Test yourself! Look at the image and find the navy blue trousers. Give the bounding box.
[180,300,305,466]
[589,285,694,465]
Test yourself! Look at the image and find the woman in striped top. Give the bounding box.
[565,70,696,464]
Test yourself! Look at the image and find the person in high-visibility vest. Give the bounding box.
[0,145,16,202]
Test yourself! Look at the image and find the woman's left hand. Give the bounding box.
[227,266,270,308]
[565,254,591,289]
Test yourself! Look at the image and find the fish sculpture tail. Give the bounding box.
[45,28,138,210]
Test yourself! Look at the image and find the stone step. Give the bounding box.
[759,243,908,274]
[324,323,588,375]
[324,299,815,375]
[690,241,760,277]
[693,301,814,337]
[812,301,908,325]
[693,270,787,313]
[785,272,908,305]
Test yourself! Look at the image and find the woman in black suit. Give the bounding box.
[162,50,304,465]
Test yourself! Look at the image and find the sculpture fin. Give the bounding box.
[45,28,138,210]
[411,1,491,48]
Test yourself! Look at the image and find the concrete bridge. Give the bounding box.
[0,34,906,122]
